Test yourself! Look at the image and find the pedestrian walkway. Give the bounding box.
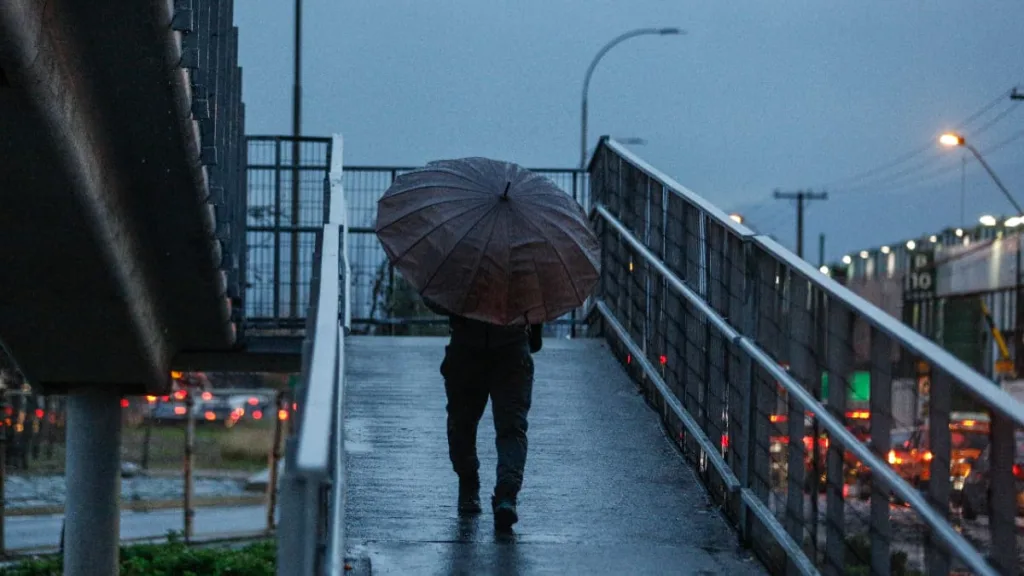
[343,336,767,575]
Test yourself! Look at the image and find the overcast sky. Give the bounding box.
[235,1,1024,263]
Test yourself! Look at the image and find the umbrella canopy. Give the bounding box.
[375,157,600,326]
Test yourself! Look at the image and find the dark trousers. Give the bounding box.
[441,340,534,499]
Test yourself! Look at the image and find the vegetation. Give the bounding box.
[843,533,922,576]
[0,535,275,576]
[367,259,448,336]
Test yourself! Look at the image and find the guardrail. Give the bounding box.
[588,137,1024,576]
[276,134,349,576]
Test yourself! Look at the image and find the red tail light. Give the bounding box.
[1013,464,1024,480]
[34,409,44,419]
[120,399,130,409]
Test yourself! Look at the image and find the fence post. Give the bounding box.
[737,240,760,545]
[183,382,196,543]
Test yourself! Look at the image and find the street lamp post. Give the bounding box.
[579,27,683,168]
[941,132,1024,377]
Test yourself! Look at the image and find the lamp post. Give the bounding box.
[579,27,684,168]
[941,132,1024,377]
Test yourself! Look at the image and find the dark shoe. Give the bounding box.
[491,495,518,530]
[458,479,482,515]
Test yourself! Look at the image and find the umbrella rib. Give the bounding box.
[405,165,493,192]
[449,204,504,314]
[390,202,492,262]
[376,197,487,233]
[510,204,584,304]
[420,202,502,298]
[379,183,494,201]
[521,207,601,269]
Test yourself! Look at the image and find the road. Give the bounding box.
[4,505,267,551]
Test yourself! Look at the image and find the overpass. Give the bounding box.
[1,4,1023,573]
[276,135,1024,575]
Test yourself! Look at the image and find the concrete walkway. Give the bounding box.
[344,336,766,575]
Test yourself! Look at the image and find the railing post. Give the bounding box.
[925,369,952,576]
[824,303,852,576]
[785,277,811,569]
[868,327,893,576]
[738,241,760,545]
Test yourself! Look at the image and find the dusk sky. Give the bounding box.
[235,1,1024,263]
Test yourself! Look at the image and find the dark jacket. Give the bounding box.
[423,296,543,353]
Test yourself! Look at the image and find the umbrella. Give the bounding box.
[374,157,600,326]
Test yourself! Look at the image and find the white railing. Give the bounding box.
[277,134,349,576]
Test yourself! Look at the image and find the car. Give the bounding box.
[960,430,1024,520]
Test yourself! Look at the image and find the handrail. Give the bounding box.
[277,134,348,576]
[603,137,1024,429]
[594,204,996,576]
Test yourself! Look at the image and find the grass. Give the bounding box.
[10,421,280,477]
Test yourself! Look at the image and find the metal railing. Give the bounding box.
[245,136,334,329]
[588,137,1024,576]
[276,134,350,576]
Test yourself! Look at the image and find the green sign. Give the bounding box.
[820,371,871,403]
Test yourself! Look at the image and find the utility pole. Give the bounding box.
[772,190,828,259]
[289,0,303,318]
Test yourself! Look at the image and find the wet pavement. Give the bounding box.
[344,336,766,575]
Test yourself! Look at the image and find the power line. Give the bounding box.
[818,86,1017,189]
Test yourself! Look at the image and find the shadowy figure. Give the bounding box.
[423,297,543,531]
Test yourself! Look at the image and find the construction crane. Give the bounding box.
[980,299,1015,378]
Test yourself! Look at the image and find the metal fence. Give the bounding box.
[245,136,334,329]
[343,166,589,337]
[589,138,1024,576]
[276,134,349,576]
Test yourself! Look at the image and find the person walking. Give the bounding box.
[374,157,600,530]
[424,297,542,530]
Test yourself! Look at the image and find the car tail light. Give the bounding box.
[120,399,130,408]
[204,411,216,421]
[888,450,898,465]
[201,392,213,401]
[174,406,187,415]
[253,410,263,420]
[278,409,289,421]
[248,397,259,406]
[923,451,933,462]
[1013,464,1024,480]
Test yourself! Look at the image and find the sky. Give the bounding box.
[234,1,1024,264]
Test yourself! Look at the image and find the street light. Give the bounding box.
[580,27,684,168]
[729,213,744,224]
[940,132,1024,214]
[941,131,1024,377]
[906,240,917,250]
[842,255,853,265]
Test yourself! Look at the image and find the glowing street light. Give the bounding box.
[729,213,743,224]
[818,265,829,274]
[940,131,1024,215]
[842,255,852,265]
[859,250,869,259]
[929,235,938,243]
[939,132,964,147]
[955,228,964,237]
[1006,216,1023,228]
[880,245,891,254]
[979,214,998,227]
[906,240,916,250]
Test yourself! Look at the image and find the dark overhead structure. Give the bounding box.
[0,0,247,394]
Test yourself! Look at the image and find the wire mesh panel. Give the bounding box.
[245,136,332,328]
[342,166,589,338]
[589,138,1024,576]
